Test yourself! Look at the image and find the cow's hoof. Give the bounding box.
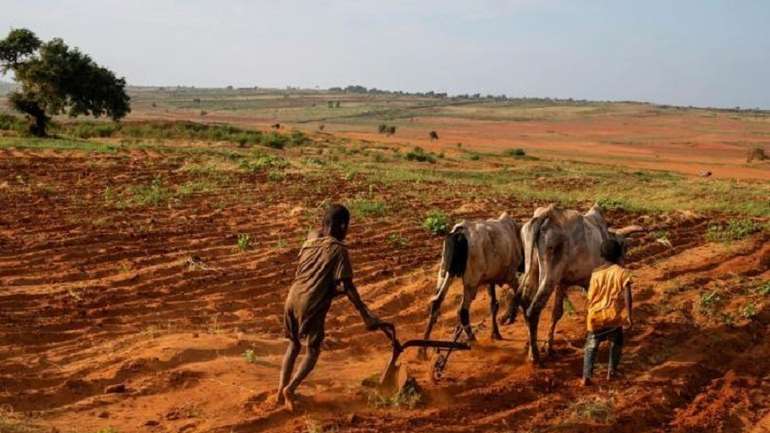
[542,343,555,357]
[491,331,503,341]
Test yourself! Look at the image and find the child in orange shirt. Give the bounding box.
[582,238,633,386]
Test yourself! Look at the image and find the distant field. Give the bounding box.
[113,87,770,180]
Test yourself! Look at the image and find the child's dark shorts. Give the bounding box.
[284,307,325,348]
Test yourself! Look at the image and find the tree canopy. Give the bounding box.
[0,28,130,136]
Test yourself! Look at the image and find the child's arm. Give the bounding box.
[624,281,633,329]
[341,278,385,330]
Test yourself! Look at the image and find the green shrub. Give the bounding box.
[742,302,758,320]
[260,131,289,149]
[237,233,251,251]
[423,210,451,235]
[129,177,171,207]
[243,349,258,364]
[705,219,762,242]
[597,197,630,211]
[405,146,436,163]
[289,129,309,146]
[239,152,288,173]
[0,113,29,132]
[502,148,526,157]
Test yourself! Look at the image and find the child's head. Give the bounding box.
[600,238,624,264]
[322,204,350,240]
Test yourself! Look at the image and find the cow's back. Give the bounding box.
[459,213,521,285]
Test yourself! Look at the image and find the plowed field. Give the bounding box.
[1,136,768,433]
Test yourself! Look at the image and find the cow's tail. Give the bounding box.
[431,228,468,302]
[503,215,548,324]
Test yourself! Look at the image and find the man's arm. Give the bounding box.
[341,278,383,330]
[624,281,633,329]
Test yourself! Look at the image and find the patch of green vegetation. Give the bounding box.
[596,196,633,211]
[500,148,538,160]
[367,381,422,409]
[267,170,285,182]
[0,136,121,153]
[349,199,388,218]
[0,113,27,133]
[239,152,288,173]
[237,233,251,252]
[243,349,258,364]
[741,302,758,320]
[570,397,615,423]
[423,210,451,235]
[705,219,763,242]
[126,177,172,207]
[755,281,770,296]
[699,291,723,315]
[404,146,436,163]
[386,232,409,248]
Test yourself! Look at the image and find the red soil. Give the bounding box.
[0,148,768,433]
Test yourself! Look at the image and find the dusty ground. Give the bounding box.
[0,141,768,433]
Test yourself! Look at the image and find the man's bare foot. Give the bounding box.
[275,390,285,405]
[282,388,296,412]
[581,377,592,387]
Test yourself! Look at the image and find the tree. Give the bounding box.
[0,28,130,136]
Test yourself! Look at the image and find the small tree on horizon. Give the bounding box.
[0,28,130,136]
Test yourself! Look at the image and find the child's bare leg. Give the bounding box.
[276,338,301,403]
[282,341,322,410]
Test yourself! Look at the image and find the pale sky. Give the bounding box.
[2,0,769,108]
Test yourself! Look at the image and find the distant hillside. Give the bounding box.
[0,81,18,96]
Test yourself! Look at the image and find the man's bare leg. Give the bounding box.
[282,342,321,411]
[276,339,300,404]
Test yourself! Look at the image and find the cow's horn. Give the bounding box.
[610,225,645,236]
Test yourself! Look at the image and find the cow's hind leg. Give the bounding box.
[487,283,502,340]
[545,287,565,357]
[526,278,557,364]
[420,271,452,359]
[526,308,542,365]
[459,283,478,341]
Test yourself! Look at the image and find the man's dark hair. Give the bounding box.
[323,204,350,229]
[600,238,624,263]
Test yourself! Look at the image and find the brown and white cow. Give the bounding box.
[502,203,643,364]
[421,212,524,356]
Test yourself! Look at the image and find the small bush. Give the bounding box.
[756,281,770,296]
[502,148,526,157]
[386,232,409,248]
[129,177,171,207]
[239,152,288,173]
[423,210,451,235]
[705,219,762,242]
[261,131,290,149]
[243,349,258,364]
[699,291,722,315]
[405,146,436,163]
[289,130,309,146]
[237,233,251,251]
[597,197,630,211]
[742,302,758,320]
[0,113,27,133]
